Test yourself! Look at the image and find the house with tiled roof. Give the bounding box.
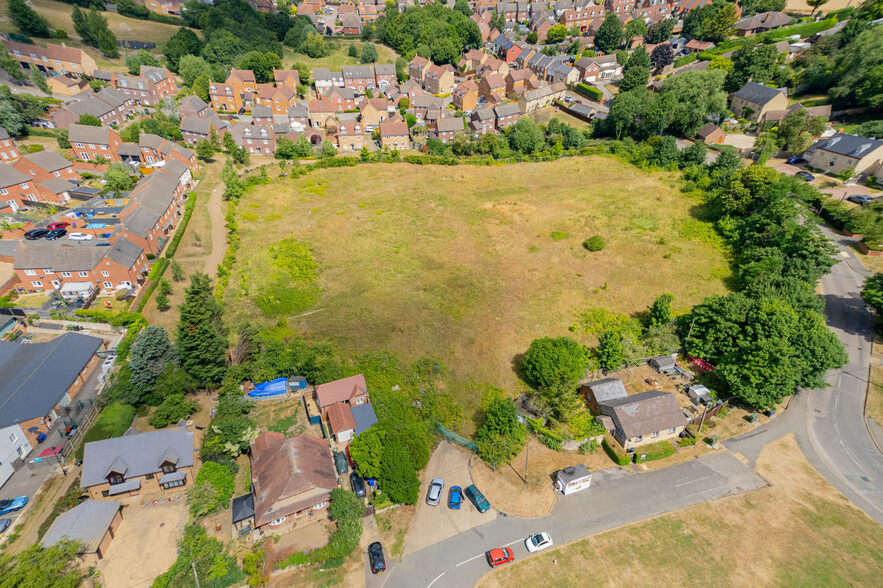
[424,65,455,95]
[0,127,19,162]
[806,133,883,177]
[52,88,136,130]
[735,11,792,36]
[599,390,688,449]
[113,66,176,106]
[379,120,410,149]
[453,80,479,112]
[409,55,433,84]
[729,82,788,121]
[518,81,566,113]
[1,39,97,78]
[69,124,123,162]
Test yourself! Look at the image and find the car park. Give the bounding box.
[525,532,554,553]
[350,472,366,498]
[426,477,444,506]
[47,222,70,230]
[795,170,815,182]
[448,485,462,510]
[368,541,386,574]
[0,496,27,517]
[45,228,67,240]
[485,547,514,567]
[24,229,48,240]
[68,232,94,241]
[465,484,490,513]
[847,195,875,206]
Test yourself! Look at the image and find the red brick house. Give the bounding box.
[114,66,177,106]
[52,88,136,130]
[323,87,357,111]
[69,125,122,162]
[409,56,432,84]
[342,65,375,94]
[478,73,507,103]
[433,117,464,143]
[453,80,479,112]
[13,151,79,184]
[0,128,20,162]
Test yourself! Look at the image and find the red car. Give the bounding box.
[47,222,70,230]
[485,547,514,568]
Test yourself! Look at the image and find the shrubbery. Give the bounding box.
[188,462,235,517]
[583,235,605,251]
[75,403,135,460]
[602,436,631,466]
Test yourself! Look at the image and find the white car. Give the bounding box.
[68,233,94,241]
[525,532,553,553]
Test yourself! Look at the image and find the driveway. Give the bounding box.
[722,132,756,150]
[402,442,495,556]
[98,495,189,588]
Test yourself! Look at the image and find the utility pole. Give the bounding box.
[191,562,201,588]
[683,317,696,349]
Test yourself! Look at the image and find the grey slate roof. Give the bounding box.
[232,494,255,524]
[121,206,160,237]
[139,133,165,151]
[732,82,785,107]
[374,63,396,76]
[117,143,142,157]
[69,124,112,145]
[342,65,374,79]
[107,236,145,269]
[494,103,521,117]
[600,390,687,440]
[0,127,8,140]
[81,427,194,488]
[21,151,73,173]
[352,403,379,435]
[42,500,120,553]
[252,105,273,118]
[814,133,883,158]
[583,378,628,404]
[0,163,32,188]
[38,178,76,194]
[0,333,103,428]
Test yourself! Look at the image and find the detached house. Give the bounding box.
[599,390,688,450]
[114,66,177,106]
[315,374,370,418]
[581,378,628,413]
[424,65,455,95]
[806,133,883,177]
[82,426,195,499]
[729,82,788,121]
[379,120,410,150]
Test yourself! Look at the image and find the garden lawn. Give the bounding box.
[284,40,399,71]
[478,434,883,588]
[225,157,729,414]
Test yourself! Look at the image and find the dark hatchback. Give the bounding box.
[45,227,67,240]
[350,472,366,498]
[24,229,49,240]
[368,541,385,574]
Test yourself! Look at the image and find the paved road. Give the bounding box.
[385,452,765,588]
[726,229,883,524]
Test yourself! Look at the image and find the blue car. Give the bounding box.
[0,496,27,517]
[448,485,462,510]
[795,170,815,182]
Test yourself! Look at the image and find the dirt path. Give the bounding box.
[203,184,227,277]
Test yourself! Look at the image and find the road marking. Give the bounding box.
[674,475,710,488]
[732,453,750,464]
[455,553,484,567]
[503,538,522,548]
[427,572,445,588]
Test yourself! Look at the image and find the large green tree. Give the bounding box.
[348,424,384,479]
[237,51,282,83]
[163,27,203,72]
[658,69,728,137]
[597,330,625,371]
[176,272,228,385]
[724,43,778,93]
[129,326,178,392]
[379,442,419,505]
[506,117,544,154]
[8,0,52,37]
[522,336,589,390]
[595,13,623,54]
[0,540,86,587]
[476,396,526,467]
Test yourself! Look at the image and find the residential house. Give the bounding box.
[359,98,390,128]
[178,95,209,119]
[274,69,301,92]
[518,81,566,113]
[315,374,370,418]
[0,333,104,447]
[433,117,464,143]
[1,40,97,78]
[257,83,298,115]
[470,107,497,134]
[760,103,831,131]
[324,86,357,111]
[0,423,32,488]
[313,68,345,96]
[286,104,310,130]
[729,82,788,121]
[342,65,375,94]
[373,63,398,91]
[341,12,362,34]
[581,378,628,413]
[359,0,379,22]
[478,73,508,103]
[515,47,537,70]
[250,432,337,530]
[673,0,712,15]
[548,62,579,85]
[409,56,433,84]
[69,124,122,162]
[478,57,510,77]
[0,163,45,212]
[46,74,89,97]
[599,390,688,449]
[806,133,883,177]
[696,123,725,145]
[735,11,792,36]
[141,0,186,17]
[561,3,606,31]
[494,103,522,129]
[42,501,123,565]
[575,54,621,82]
[0,128,20,162]
[180,113,228,145]
[336,122,365,151]
[35,178,75,205]
[606,0,635,15]
[505,69,538,98]
[114,66,177,106]
[229,124,277,156]
[82,426,195,499]
[398,80,425,101]
[453,80,479,112]
[424,65,455,95]
[458,49,488,73]
[252,105,274,125]
[308,100,338,128]
[685,39,715,53]
[13,151,80,185]
[52,88,136,130]
[209,69,258,112]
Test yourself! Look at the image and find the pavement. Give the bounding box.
[384,452,765,588]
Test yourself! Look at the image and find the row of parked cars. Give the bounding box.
[426,478,490,513]
[24,222,94,241]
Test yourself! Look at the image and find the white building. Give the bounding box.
[0,424,32,488]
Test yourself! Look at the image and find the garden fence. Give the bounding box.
[437,423,477,452]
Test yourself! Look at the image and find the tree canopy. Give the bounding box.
[176,272,228,385]
[522,337,589,390]
[381,4,481,64]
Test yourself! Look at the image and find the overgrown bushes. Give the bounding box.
[75,403,135,460]
[163,193,197,258]
[189,462,235,517]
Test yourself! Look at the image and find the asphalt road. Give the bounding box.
[726,229,883,524]
[385,452,765,588]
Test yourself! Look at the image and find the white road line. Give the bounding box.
[503,538,522,548]
[674,475,711,488]
[427,572,445,588]
[455,553,484,567]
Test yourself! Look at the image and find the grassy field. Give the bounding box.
[479,435,883,588]
[225,157,730,414]
[284,40,399,72]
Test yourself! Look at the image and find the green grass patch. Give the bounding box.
[242,237,320,318]
[550,231,570,241]
[633,440,676,463]
[75,403,136,461]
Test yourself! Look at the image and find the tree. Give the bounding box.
[0,540,86,587]
[361,43,378,64]
[8,0,52,37]
[658,69,728,137]
[647,293,674,328]
[73,8,118,58]
[237,51,282,84]
[596,330,624,370]
[349,425,384,479]
[623,19,648,44]
[546,25,567,44]
[193,73,210,102]
[163,27,203,72]
[527,31,538,44]
[178,55,212,87]
[330,488,365,521]
[129,326,178,392]
[380,442,419,505]
[649,135,679,166]
[156,293,170,311]
[679,140,707,168]
[862,273,883,318]
[304,32,331,58]
[176,272,227,385]
[807,0,829,16]
[30,70,50,95]
[320,139,337,158]
[647,18,675,44]
[0,46,27,84]
[77,113,101,126]
[149,394,200,428]
[171,260,185,282]
[724,43,778,92]
[595,13,623,54]
[507,117,544,154]
[522,336,589,390]
[650,43,674,72]
[453,0,472,16]
[103,164,134,192]
[196,139,215,161]
[404,112,417,128]
[703,3,738,43]
[619,63,650,92]
[348,44,359,58]
[476,396,527,467]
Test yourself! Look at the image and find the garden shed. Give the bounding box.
[555,465,592,495]
[649,355,677,375]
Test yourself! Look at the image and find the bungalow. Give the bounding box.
[696,123,725,145]
[82,426,195,499]
[599,390,688,449]
[250,432,337,530]
[42,501,123,566]
[581,378,628,414]
[729,82,789,122]
[379,120,410,150]
[315,374,370,417]
[806,133,883,177]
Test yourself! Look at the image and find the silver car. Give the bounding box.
[426,477,444,506]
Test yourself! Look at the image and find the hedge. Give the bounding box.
[575,83,604,102]
[673,53,697,69]
[136,258,170,313]
[633,440,676,463]
[163,193,196,258]
[602,436,631,466]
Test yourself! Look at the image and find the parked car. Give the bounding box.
[786,157,807,165]
[795,170,815,182]
[485,547,514,567]
[350,472,366,498]
[45,228,67,240]
[465,484,490,513]
[333,450,349,475]
[68,232,94,241]
[525,532,554,553]
[24,229,48,240]
[47,222,70,230]
[847,195,875,206]
[448,485,462,510]
[426,477,444,506]
[0,496,27,517]
[368,541,386,574]
[0,519,10,534]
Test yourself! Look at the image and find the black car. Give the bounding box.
[847,195,875,206]
[795,170,815,182]
[45,227,67,240]
[368,541,386,574]
[24,229,49,240]
[786,156,807,165]
[350,472,366,498]
[0,519,10,534]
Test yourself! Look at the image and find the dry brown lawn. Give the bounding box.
[785,0,853,14]
[226,158,729,416]
[376,505,415,558]
[478,435,883,588]
[528,107,593,131]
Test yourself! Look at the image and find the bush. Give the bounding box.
[148,394,199,428]
[189,462,235,517]
[163,193,196,258]
[578,439,600,454]
[583,235,605,251]
[602,436,631,466]
[75,403,136,460]
[678,436,697,447]
[633,440,676,462]
[575,83,604,102]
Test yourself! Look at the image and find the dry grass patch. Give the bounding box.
[226,158,729,415]
[478,434,883,588]
[284,39,399,72]
[376,505,415,558]
[869,366,883,432]
[528,107,594,131]
[785,0,853,14]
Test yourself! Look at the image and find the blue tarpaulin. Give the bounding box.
[249,377,288,397]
